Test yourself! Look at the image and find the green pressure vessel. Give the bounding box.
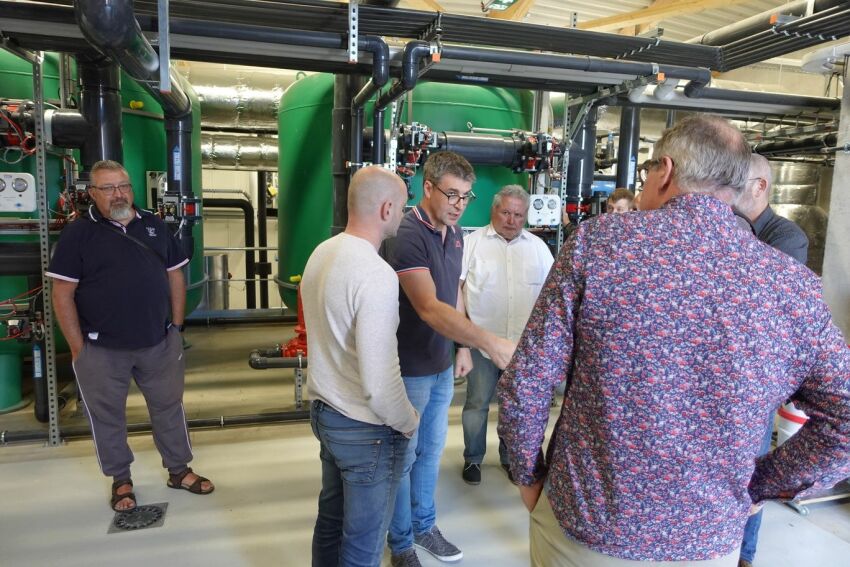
[276,74,532,306]
[0,51,64,410]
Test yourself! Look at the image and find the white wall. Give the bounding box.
[200,169,285,310]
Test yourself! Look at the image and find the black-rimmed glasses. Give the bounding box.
[91,183,133,195]
[433,184,476,206]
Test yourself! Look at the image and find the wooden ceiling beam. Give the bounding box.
[487,0,537,21]
[577,0,749,33]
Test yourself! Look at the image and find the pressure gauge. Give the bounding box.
[532,197,544,210]
[13,177,28,192]
[0,178,5,192]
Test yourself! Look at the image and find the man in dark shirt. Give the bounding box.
[734,152,809,567]
[48,160,213,512]
[385,151,515,567]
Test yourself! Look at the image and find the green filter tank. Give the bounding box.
[0,51,64,410]
[276,75,532,306]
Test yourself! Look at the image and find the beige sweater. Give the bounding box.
[302,233,418,434]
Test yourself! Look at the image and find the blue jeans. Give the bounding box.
[311,400,410,567]
[388,366,454,554]
[462,349,508,466]
[741,416,774,563]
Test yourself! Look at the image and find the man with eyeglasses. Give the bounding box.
[498,115,850,566]
[385,151,516,567]
[47,159,213,513]
[734,152,808,567]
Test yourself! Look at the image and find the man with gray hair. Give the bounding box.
[499,114,850,565]
[48,159,213,513]
[459,185,553,486]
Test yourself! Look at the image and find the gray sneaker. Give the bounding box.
[391,548,422,567]
[414,526,463,562]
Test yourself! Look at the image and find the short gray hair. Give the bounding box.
[492,184,529,209]
[90,159,128,177]
[653,114,751,197]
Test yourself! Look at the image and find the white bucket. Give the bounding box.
[776,402,809,446]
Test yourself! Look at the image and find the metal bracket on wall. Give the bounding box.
[31,51,61,447]
[348,0,359,64]
[157,0,171,93]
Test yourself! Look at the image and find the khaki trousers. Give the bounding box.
[529,491,738,567]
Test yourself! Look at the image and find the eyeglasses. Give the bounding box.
[637,158,662,184]
[432,183,476,206]
[91,183,133,195]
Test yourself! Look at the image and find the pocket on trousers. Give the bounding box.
[322,427,389,485]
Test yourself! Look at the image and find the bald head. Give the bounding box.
[346,166,408,243]
[348,166,407,216]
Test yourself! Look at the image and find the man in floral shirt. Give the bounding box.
[498,114,850,566]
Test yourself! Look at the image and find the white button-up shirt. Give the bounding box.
[461,224,554,357]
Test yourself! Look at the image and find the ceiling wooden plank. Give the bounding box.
[406,0,446,12]
[487,0,537,21]
[577,0,750,32]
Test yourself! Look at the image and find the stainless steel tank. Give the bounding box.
[768,161,830,275]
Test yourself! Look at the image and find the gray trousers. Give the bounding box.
[72,326,193,480]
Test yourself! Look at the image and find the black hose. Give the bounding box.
[249,350,309,370]
[203,198,256,309]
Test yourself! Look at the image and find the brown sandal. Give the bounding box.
[167,467,214,495]
[111,479,137,512]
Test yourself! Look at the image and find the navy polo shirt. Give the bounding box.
[385,205,464,377]
[46,205,188,349]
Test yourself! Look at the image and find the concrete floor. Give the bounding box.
[1,324,850,566]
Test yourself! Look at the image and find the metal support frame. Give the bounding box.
[31,51,61,447]
[348,0,359,64]
[557,94,571,253]
[158,0,172,93]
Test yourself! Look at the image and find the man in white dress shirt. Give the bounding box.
[459,185,554,485]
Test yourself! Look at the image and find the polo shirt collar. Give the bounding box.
[750,205,775,236]
[88,204,143,224]
[413,205,457,236]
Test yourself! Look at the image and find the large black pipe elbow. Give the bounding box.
[401,41,431,91]
[75,0,158,80]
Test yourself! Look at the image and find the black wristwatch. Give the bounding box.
[175,323,186,332]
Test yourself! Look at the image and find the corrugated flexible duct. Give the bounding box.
[195,84,282,131]
[201,133,278,170]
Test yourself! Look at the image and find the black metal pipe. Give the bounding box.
[47,109,92,149]
[186,309,297,325]
[76,0,190,117]
[0,411,311,444]
[696,88,841,109]
[688,0,846,46]
[203,198,256,309]
[333,75,355,234]
[168,19,346,50]
[438,44,712,90]
[568,106,599,199]
[28,274,48,423]
[0,243,41,276]
[373,107,386,165]
[166,111,196,260]
[616,107,640,191]
[351,36,391,108]
[257,171,270,309]
[435,132,523,167]
[249,350,309,370]
[76,56,123,172]
[374,41,432,111]
[753,133,838,156]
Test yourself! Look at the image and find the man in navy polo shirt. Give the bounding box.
[386,151,516,566]
[47,160,213,512]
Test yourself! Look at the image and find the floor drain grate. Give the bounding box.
[108,503,168,533]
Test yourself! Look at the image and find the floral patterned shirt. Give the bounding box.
[498,193,850,561]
